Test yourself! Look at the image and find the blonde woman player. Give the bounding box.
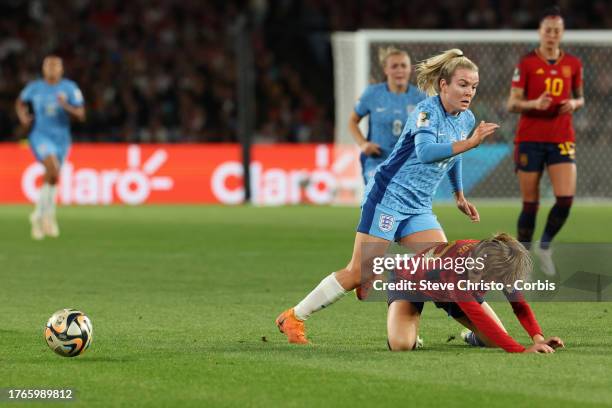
[349,47,426,184]
[386,233,564,353]
[276,49,501,345]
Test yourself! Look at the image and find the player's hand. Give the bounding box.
[536,336,565,349]
[57,93,69,108]
[469,121,499,148]
[360,141,382,157]
[558,99,576,114]
[456,198,480,222]
[532,91,553,110]
[523,343,555,353]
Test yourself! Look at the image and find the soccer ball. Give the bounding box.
[44,309,93,357]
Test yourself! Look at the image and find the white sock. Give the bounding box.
[294,273,347,320]
[46,184,58,216]
[35,184,50,217]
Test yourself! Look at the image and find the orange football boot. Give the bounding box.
[275,308,308,344]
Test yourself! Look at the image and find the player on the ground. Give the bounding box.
[349,47,426,184]
[15,55,86,239]
[386,232,564,353]
[507,6,584,276]
[276,49,500,344]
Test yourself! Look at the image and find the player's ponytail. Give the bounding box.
[470,232,532,286]
[416,49,478,96]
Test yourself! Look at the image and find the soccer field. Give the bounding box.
[1,204,612,407]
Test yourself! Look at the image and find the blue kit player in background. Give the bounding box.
[15,55,86,240]
[349,47,426,184]
[276,49,500,345]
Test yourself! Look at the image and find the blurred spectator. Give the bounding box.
[0,0,610,143]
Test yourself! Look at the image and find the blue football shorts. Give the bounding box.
[29,132,70,164]
[357,199,442,241]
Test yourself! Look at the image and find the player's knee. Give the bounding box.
[555,195,573,209]
[521,191,539,202]
[387,337,416,352]
[46,172,59,185]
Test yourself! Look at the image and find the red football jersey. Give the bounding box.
[511,49,583,143]
[395,240,543,352]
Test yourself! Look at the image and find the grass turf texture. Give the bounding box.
[1,204,611,407]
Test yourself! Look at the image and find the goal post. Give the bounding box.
[332,30,612,202]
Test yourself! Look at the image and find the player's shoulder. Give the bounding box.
[452,239,480,257]
[412,96,438,118]
[368,82,388,95]
[455,239,480,247]
[518,50,539,64]
[415,95,438,111]
[358,82,385,102]
[60,78,80,89]
[417,96,446,120]
[561,51,582,65]
[25,78,44,88]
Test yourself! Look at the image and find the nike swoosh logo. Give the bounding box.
[376,108,386,112]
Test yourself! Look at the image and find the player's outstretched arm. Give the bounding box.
[451,121,499,155]
[457,301,526,352]
[505,293,565,350]
[414,121,498,164]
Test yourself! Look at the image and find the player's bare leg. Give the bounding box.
[381,228,448,349]
[387,300,422,351]
[40,155,61,238]
[354,228,447,300]
[276,232,390,344]
[336,232,391,290]
[30,155,60,240]
[547,162,576,198]
[399,228,447,252]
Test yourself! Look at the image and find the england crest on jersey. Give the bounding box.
[378,213,395,232]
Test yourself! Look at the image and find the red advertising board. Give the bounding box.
[0,143,361,205]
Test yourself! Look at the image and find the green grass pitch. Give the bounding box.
[1,204,612,407]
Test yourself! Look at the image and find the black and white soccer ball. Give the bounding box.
[44,309,93,357]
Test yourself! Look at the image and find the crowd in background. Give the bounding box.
[0,0,610,143]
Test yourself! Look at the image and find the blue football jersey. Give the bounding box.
[19,78,84,140]
[364,95,476,214]
[354,83,426,170]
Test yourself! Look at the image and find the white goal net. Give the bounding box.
[332,30,612,201]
